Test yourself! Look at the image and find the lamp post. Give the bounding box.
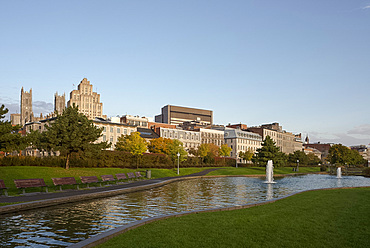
[296,159,299,172]
[177,152,180,175]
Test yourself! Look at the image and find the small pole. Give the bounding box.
[296,159,299,172]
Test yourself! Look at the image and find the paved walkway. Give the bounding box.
[0,168,220,204]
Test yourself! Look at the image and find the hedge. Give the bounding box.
[0,151,236,169]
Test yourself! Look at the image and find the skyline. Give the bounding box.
[1,1,370,147]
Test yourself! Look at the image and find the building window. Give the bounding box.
[103,127,106,132]
[110,127,114,133]
[124,129,127,135]
[103,135,106,142]
[117,128,120,133]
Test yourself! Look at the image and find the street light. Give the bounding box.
[296,159,299,172]
[177,152,180,175]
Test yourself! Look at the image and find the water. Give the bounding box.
[264,160,275,183]
[1,174,369,247]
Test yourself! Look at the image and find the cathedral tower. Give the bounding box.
[54,92,66,114]
[20,87,33,126]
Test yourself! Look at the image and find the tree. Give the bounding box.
[0,104,27,153]
[167,139,187,163]
[252,136,286,167]
[115,131,148,169]
[328,144,366,166]
[239,149,254,163]
[197,143,219,164]
[147,137,172,154]
[41,105,107,169]
[219,144,232,157]
[288,150,308,166]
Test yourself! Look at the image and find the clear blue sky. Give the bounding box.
[1,0,369,147]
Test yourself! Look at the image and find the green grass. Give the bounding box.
[208,166,320,176]
[0,166,215,196]
[97,188,370,248]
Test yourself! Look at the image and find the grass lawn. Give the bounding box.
[208,166,320,176]
[0,166,212,196]
[98,187,370,248]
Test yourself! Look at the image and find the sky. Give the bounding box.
[1,0,369,147]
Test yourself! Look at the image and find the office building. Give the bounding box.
[155,105,213,126]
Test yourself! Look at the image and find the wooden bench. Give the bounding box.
[80,176,102,188]
[115,173,127,183]
[127,172,136,180]
[135,171,144,180]
[52,177,79,191]
[0,179,8,196]
[101,175,116,185]
[14,178,48,194]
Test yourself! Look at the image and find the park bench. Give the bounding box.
[14,178,48,194]
[80,176,102,188]
[101,175,116,185]
[115,173,127,183]
[127,172,136,181]
[52,177,80,191]
[0,179,8,196]
[135,171,145,180]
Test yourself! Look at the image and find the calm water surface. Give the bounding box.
[1,174,370,247]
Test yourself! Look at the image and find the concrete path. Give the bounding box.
[0,168,220,206]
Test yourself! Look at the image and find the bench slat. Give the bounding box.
[101,175,115,182]
[116,173,127,180]
[14,179,47,188]
[52,177,78,186]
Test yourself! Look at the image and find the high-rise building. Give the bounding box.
[20,87,33,126]
[67,78,106,120]
[155,105,213,126]
[54,92,65,114]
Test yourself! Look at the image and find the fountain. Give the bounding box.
[264,160,276,184]
[337,167,342,179]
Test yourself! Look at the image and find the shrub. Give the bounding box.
[320,165,327,172]
[363,167,370,177]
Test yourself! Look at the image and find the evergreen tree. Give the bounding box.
[252,136,286,167]
[41,105,107,169]
[0,104,27,153]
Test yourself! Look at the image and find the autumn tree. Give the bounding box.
[239,149,254,163]
[167,139,187,163]
[328,144,366,166]
[115,131,148,169]
[41,105,108,169]
[219,144,232,157]
[147,137,172,154]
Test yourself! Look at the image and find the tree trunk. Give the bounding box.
[66,153,70,170]
[136,155,139,169]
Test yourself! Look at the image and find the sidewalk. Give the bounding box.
[0,169,219,213]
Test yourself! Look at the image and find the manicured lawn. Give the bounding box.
[0,166,211,196]
[98,188,370,248]
[208,166,320,176]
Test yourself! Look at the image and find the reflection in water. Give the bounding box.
[0,174,369,247]
[266,183,273,200]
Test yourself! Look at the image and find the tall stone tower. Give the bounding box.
[54,92,65,114]
[67,78,106,119]
[20,87,33,126]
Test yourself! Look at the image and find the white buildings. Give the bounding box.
[221,128,263,162]
[93,118,136,150]
[158,127,201,150]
